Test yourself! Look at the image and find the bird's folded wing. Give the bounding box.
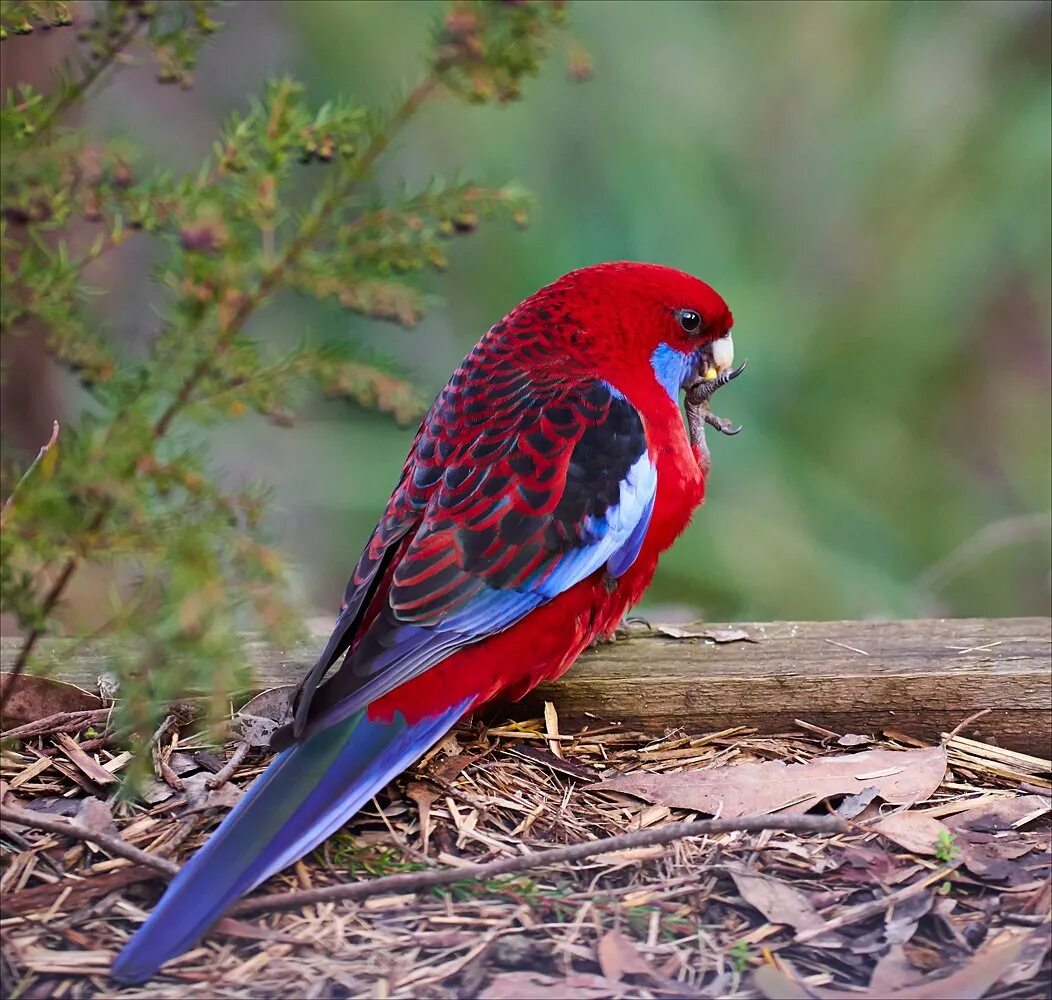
[282,365,655,743]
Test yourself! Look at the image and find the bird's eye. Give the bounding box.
[676,309,703,335]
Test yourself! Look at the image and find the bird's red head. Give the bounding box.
[498,261,735,404]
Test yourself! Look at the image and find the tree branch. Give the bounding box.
[148,75,439,444]
[0,800,847,918]
[1,419,59,524]
[5,77,442,700]
[0,532,92,714]
[230,814,847,915]
[0,801,178,877]
[33,17,146,142]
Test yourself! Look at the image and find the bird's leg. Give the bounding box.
[684,361,746,456]
[686,396,712,471]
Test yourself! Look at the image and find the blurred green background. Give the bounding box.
[91,0,1051,623]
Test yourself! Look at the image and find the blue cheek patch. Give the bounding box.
[650,343,694,401]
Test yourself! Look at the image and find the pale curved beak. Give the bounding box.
[701,331,734,381]
[711,332,734,374]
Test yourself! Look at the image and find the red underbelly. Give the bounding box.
[366,559,654,725]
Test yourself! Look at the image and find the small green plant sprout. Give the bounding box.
[0,0,583,772]
[729,939,752,974]
[935,828,958,864]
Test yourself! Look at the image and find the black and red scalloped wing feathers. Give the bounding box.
[278,340,657,744]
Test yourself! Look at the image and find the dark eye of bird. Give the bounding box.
[676,309,703,335]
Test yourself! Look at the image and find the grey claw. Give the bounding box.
[724,359,748,383]
[702,410,742,436]
[687,359,749,405]
[713,359,748,390]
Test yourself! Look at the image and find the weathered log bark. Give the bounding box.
[2,617,1049,753]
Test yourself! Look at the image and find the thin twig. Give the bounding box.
[148,75,438,445]
[0,707,110,742]
[32,18,146,142]
[794,862,959,943]
[943,708,994,744]
[0,803,846,916]
[916,512,1052,599]
[1,420,59,524]
[1,542,92,713]
[230,814,847,916]
[206,742,249,789]
[0,801,178,877]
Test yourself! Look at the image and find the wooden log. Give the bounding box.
[2,617,1050,754]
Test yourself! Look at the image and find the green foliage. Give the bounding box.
[0,0,573,755]
[0,1,72,38]
[729,939,751,975]
[434,0,572,102]
[316,836,427,877]
[935,828,958,864]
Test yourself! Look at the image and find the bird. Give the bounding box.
[111,260,744,983]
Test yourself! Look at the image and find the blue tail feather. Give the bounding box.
[111,701,468,985]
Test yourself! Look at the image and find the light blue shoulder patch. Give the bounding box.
[649,343,692,401]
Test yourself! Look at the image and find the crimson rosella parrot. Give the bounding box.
[112,261,743,982]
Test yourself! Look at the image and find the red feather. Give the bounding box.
[276,261,733,740]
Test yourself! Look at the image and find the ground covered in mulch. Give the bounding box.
[1,685,1049,999]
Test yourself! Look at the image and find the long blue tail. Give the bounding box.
[111,702,467,984]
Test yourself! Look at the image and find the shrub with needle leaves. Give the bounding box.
[0,0,579,774]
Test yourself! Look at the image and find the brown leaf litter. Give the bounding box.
[0,689,1049,999]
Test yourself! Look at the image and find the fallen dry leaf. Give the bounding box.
[0,674,103,731]
[655,624,756,643]
[15,795,80,818]
[997,926,1052,986]
[874,812,954,856]
[839,844,899,885]
[946,794,1051,834]
[943,795,1050,882]
[596,927,653,982]
[74,797,119,842]
[182,772,244,813]
[213,916,303,945]
[837,733,872,747]
[591,746,946,817]
[838,786,880,819]
[543,700,563,759]
[756,930,1026,999]
[729,867,825,932]
[480,971,624,999]
[883,890,934,946]
[427,752,477,786]
[869,945,924,992]
[878,933,1026,998]
[406,781,438,854]
[166,751,201,777]
[141,779,176,805]
[235,686,293,747]
[752,964,815,999]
